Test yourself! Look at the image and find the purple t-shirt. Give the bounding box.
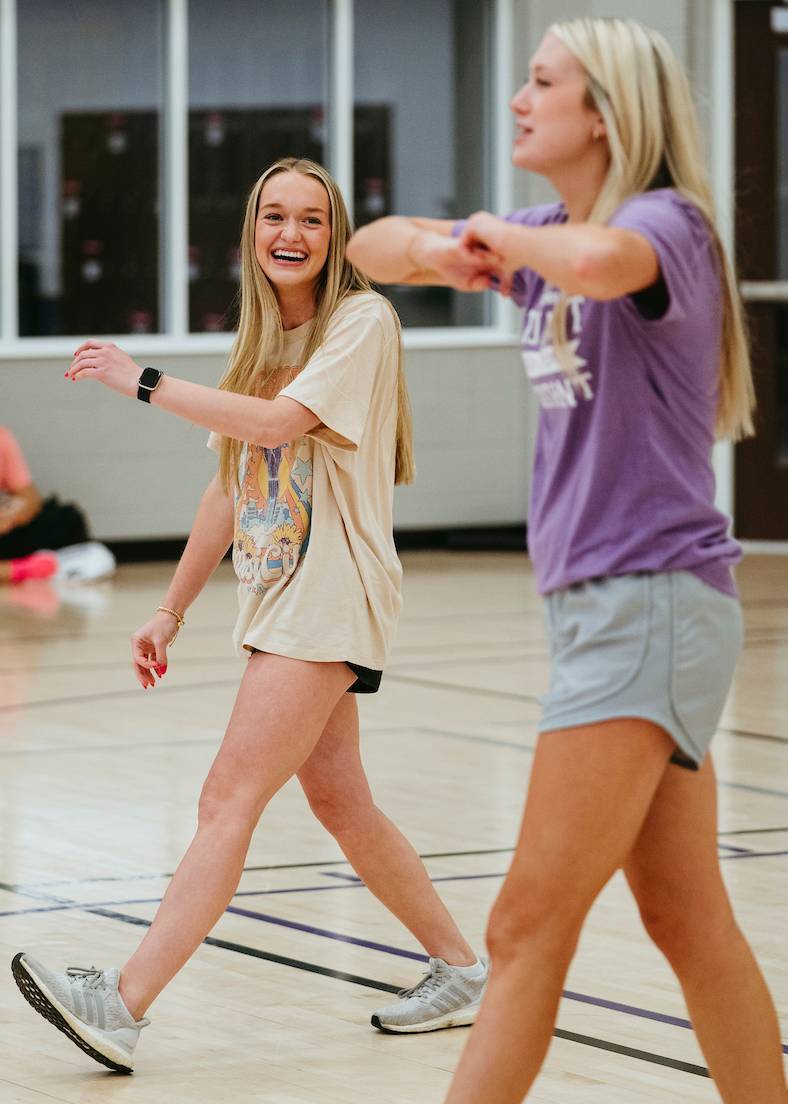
[460,189,740,596]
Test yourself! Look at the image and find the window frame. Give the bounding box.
[0,0,518,357]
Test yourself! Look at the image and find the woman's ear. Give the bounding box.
[592,115,606,141]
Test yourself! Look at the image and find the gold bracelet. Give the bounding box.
[156,605,185,630]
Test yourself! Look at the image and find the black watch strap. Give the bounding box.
[137,366,163,403]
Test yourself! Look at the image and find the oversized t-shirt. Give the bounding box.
[208,291,403,668]
[460,189,740,597]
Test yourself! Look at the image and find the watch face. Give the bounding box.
[139,366,161,388]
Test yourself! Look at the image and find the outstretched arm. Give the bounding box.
[346,216,498,291]
[458,213,659,300]
[65,344,321,447]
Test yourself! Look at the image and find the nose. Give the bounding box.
[510,81,531,115]
[281,217,302,242]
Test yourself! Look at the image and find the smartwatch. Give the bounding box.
[137,366,164,403]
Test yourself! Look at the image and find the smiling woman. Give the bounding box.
[11,157,490,1075]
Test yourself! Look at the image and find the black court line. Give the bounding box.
[718,726,788,746]
[0,678,239,714]
[1,835,777,892]
[385,671,542,704]
[86,908,402,994]
[389,650,547,673]
[0,656,238,675]
[0,848,519,892]
[83,906,711,1079]
[551,1029,709,1078]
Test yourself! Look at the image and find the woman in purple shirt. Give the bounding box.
[348,16,786,1104]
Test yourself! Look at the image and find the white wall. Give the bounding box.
[0,344,527,539]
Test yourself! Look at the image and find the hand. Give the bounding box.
[131,609,180,689]
[66,340,141,398]
[410,231,502,293]
[458,212,517,291]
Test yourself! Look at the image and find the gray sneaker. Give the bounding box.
[11,953,149,1073]
[371,957,488,1034]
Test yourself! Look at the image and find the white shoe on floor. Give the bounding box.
[371,956,488,1034]
[53,542,116,582]
[11,953,149,1073]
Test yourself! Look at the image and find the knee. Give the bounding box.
[485,879,584,967]
[197,773,261,833]
[636,890,736,966]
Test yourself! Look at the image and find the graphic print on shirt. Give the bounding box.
[521,288,594,409]
[234,437,313,595]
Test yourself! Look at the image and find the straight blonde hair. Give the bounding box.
[218,157,414,489]
[549,17,755,441]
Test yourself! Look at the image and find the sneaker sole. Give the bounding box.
[371,1000,481,1034]
[11,954,134,1074]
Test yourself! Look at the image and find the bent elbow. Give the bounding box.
[568,247,617,299]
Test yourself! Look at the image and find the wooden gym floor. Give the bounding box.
[0,551,786,1102]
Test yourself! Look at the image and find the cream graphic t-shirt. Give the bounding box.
[208,291,403,670]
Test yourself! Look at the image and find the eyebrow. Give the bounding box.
[529,63,553,75]
[259,202,328,215]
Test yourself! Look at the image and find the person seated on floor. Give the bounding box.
[0,426,113,585]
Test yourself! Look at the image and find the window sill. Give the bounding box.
[0,326,520,360]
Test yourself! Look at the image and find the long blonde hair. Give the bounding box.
[548,17,755,441]
[218,157,414,488]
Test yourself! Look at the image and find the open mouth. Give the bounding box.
[271,249,308,265]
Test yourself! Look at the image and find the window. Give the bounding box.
[2,0,506,344]
[17,0,164,336]
[354,0,493,327]
[188,0,328,332]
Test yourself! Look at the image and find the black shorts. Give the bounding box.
[346,662,383,694]
[246,649,382,695]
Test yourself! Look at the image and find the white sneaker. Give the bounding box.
[371,957,488,1034]
[53,542,116,583]
[11,953,149,1073]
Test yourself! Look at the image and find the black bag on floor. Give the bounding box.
[0,496,89,559]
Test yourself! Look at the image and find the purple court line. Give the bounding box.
[6,845,788,921]
[2,880,787,1054]
[720,849,788,860]
[222,902,788,1052]
[225,905,425,962]
[0,875,508,919]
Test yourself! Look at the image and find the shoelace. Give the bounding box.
[398,964,447,1001]
[66,966,106,990]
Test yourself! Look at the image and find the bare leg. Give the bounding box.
[118,653,355,1019]
[444,719,675,1104]
[625,755,788,1102]
[298,695,476,966]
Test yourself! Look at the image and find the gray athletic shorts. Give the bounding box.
[540,571,743,769]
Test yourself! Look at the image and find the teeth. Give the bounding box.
[273,250,307,261]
